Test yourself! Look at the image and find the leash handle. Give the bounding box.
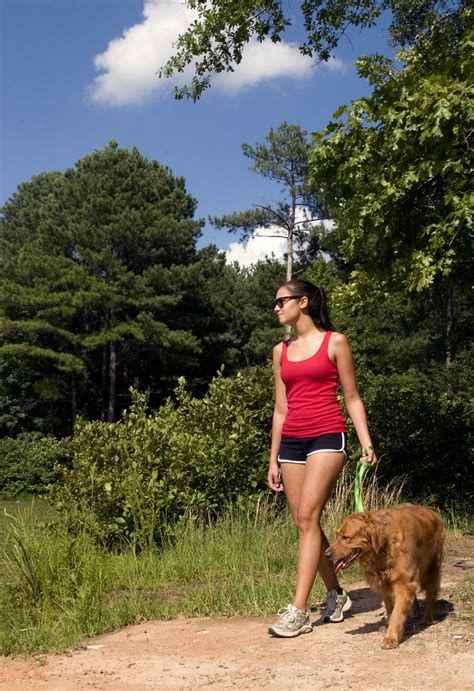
[354,460,372,512]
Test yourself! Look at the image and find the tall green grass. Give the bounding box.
[0,468,416,656]
[0,498,56,546]
[1,501,301,654]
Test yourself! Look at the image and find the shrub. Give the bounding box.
[0,432,72,498]
[355,366,473,505]
[51,367,274,549]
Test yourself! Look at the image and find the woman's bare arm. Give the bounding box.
[330,332,377,464]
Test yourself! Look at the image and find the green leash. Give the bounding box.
[353,447,375,512]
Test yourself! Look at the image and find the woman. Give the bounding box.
[267,279,377,638]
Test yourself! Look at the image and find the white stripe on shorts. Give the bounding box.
[307,433,346,457]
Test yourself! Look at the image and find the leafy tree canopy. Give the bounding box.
[160,0,463,99]
[309,8,472,293]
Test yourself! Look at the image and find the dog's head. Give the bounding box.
[326,512,388,573]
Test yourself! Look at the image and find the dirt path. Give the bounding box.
[1,535,472,690]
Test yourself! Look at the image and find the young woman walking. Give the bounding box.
[267,279,377,637]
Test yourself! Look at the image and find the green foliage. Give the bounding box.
[309,11,472,292]
[0,356,67,435]
[0,433,71,498]
[225,259,287,367]
[307,259,470,372]
[305,257,473,506]
[51,367,274,549]
[165,248,284,383]
[359,366,473,504]
[0,141,293,435]
[160,1,462,99]
[304,14,473,503]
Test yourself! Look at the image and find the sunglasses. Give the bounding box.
[274,295,304,309]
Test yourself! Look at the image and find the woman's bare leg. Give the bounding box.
[281,452,345,611]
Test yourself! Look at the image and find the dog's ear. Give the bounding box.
[365,514,387,553]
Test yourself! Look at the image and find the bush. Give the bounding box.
[0,432,72,498]
[356,365,473,505]
[51,367,274,549]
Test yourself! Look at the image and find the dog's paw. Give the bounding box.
[381,635,399,649]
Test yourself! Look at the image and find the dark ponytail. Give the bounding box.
[280,279,334,331]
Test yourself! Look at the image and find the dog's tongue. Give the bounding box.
[334,549,360,574]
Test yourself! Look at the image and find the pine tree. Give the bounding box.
[0,142,203,430]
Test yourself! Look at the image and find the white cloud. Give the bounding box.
[226,228,288,268]
[225,212,334,268]
[88,0,345,106]
[214,40,313,92]
[88,0,194,106]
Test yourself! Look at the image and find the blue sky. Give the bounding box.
[1,0,394,262]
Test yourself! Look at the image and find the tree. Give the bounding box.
[226,259,287,366]
[308,9,472,359]
[0,142,205,430]
[178,251,288,372]
[302,256,472,506]
[1,170,92,432]
[212,122,324,280]
[160,0,463,100]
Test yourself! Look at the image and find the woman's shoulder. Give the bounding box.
[272,341,284,368]
[273,335,296,353]
[329,331,350,349]
[273,340,285,355]
[273,338,292,359]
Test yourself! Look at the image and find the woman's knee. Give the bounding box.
[295,508,322,533]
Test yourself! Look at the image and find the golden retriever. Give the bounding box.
[326,503,445,649]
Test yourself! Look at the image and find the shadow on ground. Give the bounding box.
[346,593,454,645]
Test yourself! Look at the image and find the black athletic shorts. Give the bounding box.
[278,432,347,465]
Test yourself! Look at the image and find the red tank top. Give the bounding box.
[280,331,347,438]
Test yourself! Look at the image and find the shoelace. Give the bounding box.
[277,607,295,621]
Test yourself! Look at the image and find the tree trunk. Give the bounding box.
[71,374,77,431]
[286,230,293,281]
[101,342,108,421]
[285,201,296,338]
[107,340,117,423]
[285,221,295,339]
[287,195,296,281]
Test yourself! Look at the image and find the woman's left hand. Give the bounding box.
[360,445,377,464]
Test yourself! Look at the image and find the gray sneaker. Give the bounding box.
[322,589,352,623]
[268,604,313,637]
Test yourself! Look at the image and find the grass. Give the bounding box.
[0,469,469,656]
[0,498,56,547]
[0,501,303,654]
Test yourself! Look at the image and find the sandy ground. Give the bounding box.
[1,535,472,690]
